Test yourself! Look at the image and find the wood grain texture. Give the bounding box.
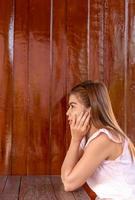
[19,176,57,200]
[12,0,29,175]
[103,0,125,130]
[0,176,7,192]
[0,176,21,200]
[88,0,104,80]
[0,0,134,177]
[50,176,76,200]
[66,0,88,151]
[127,1,135,142]
[50,0,67,175]
[27,0,51,174]
[0,0,13,175]
[67,0,88,86]
[18,176,89,200]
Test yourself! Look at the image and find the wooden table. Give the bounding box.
[0,176,90,200]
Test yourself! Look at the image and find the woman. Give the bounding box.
[61,80,135,200]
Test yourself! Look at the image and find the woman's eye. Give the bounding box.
[68,105,74,109]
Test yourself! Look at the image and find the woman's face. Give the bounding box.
[66,94,89,124]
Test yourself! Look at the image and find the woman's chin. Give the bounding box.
[69,121,72,124]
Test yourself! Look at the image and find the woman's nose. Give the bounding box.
[66,109,69,116]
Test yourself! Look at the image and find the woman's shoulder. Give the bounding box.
[80,127,125,151]
[105,127,125,143]
[90,128,126,161]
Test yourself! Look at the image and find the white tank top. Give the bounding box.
[80,128,135,200]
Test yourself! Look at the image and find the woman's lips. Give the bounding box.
[68,118,72,123]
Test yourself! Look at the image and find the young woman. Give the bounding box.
[61,80,135,200]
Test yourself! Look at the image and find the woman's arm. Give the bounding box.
[61,133,112,192]
[61,138,82,185]
[61,111,89,189]
[61,111,111,192]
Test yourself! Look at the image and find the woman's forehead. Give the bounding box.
[69,94,82,104]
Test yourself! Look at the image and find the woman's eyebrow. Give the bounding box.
[68,102,77,106]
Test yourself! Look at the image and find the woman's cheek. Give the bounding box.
[70,112,77,121]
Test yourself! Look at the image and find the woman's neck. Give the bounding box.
[87,124,99,139]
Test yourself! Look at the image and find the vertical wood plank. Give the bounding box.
[88,0,104,80]
[66,0,88,150]
[103,0,125,130]
[12,0,29,175]
[50,0,67,175]
[0,0,13,174]
[67,0,88,87]
[0,0,134,176]
[27,0,51,174]
[127,0,135,141]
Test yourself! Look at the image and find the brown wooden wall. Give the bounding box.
[0,0,135,175]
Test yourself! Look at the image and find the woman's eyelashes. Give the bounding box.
[70,105,74,109]
[68,104,75,109]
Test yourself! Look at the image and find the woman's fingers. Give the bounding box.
[75,111,84,126]
[83,112,90,128]
[78,111,90,127]
[70,110,90,129]
[69,111,90,140]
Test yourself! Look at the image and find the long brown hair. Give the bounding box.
[70,80,135,161]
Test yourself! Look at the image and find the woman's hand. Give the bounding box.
[69,111,90,142]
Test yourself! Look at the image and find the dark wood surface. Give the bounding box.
[0,176,90,200]
[0,0,135,175]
